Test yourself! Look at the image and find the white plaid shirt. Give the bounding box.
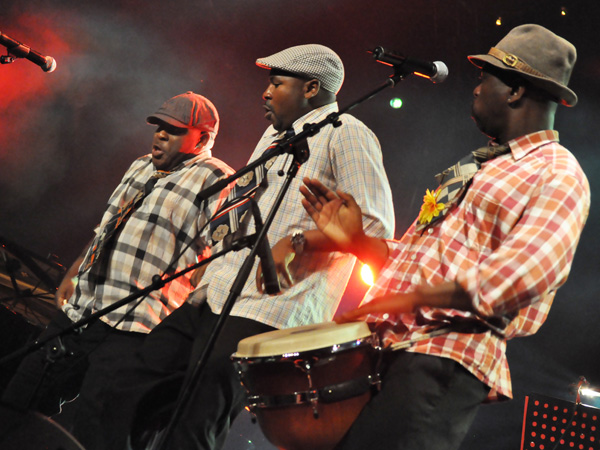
[64,150,233,333]
[194,103,395,329]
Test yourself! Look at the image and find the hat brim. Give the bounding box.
[146,114,190,129]
[468,54,578,107]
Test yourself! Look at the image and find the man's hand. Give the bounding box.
[336,292,421,323]
[300,177,390,273]
[256,236,295,293]
[54,255,86,309]
[300,177,365,253]
[55,276,76,308]
[336,282,473,324]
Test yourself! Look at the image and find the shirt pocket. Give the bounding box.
[463,189,507,256]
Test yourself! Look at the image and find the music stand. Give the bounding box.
[520,393,599,450]
[0,236,65,328]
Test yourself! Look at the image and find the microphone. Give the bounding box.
[0,30,57,72]
[370,47,448,83]
[249,200,280,295]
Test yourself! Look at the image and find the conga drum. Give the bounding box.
[0,404,85,450]
[232,321,381,450]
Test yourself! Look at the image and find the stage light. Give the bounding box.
[389,98,403,109]
[561,6,568,16]
[360,264,374,286]
[577,377,600,409]
[496,17,502,26]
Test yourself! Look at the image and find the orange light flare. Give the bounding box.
[360,263,375,287]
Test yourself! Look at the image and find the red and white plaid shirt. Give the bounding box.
[364,130,590,401]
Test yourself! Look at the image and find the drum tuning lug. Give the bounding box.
[297,360,311,372]
[308,389,320,419]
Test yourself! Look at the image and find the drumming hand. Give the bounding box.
[335,283,473,323]
[300,178,365,252]
[335,292,421,324]
[256,236,295,294]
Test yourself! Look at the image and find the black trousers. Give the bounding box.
[101,302,275,450]
[337,351,491,450]
[2,303,274,450]
[1,311,147,450]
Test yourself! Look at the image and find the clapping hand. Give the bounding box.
[300,177,365,253]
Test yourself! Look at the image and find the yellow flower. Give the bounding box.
[418,188,445,225]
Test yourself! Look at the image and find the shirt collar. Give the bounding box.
[266,102,339,139]
[505,130,560,161]
[171,148,213,171]
[147,148,212,175]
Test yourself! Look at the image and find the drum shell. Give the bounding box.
[234,337,379,450]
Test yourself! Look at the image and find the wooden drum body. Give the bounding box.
[232,322,381,450]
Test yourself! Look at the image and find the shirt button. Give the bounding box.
[428,228,433,234]
[411,254,417,260]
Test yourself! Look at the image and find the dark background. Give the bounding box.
[1,1,598,449]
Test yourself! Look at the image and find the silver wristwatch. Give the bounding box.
[291,229,306,254]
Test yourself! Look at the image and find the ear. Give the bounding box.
[304,79,321,99]
[195,131,211,149]
[508,85,526,105]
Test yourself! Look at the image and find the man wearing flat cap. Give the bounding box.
[300,24,590,449]
[101,44,395,449]
[1,92,234,449]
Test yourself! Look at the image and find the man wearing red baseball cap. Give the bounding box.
[2,92,233,450]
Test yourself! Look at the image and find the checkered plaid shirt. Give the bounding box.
[364,130,590,401]
[64,150,233,333]
[195,103,395,329]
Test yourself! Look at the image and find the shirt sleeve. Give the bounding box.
[457,165,590,336]
[329,115,395,240]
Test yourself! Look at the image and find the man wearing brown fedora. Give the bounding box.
[300,24,590,449]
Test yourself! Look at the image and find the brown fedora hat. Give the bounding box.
[469,24,577,106]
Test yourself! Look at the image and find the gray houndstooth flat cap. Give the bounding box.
[256,44,345,94]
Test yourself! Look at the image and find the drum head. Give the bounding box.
[233,321,371,358]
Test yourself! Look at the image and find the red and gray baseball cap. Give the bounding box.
[147,91,220,136]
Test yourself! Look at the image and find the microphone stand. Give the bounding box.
[150,65,414,450]
[0,235,272,419]
[0,61,418,443]
[196,64,411,204]
[0,246,237,370]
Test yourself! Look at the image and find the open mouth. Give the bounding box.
[263,105,273,120]
[152,145,164,159]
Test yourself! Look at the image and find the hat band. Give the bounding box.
[488,47,552,81]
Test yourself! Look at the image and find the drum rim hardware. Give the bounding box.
[246,373,381,410]
[234,332,382,415]
[233,333,377,365]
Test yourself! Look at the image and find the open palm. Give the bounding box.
[300,177,364,252]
